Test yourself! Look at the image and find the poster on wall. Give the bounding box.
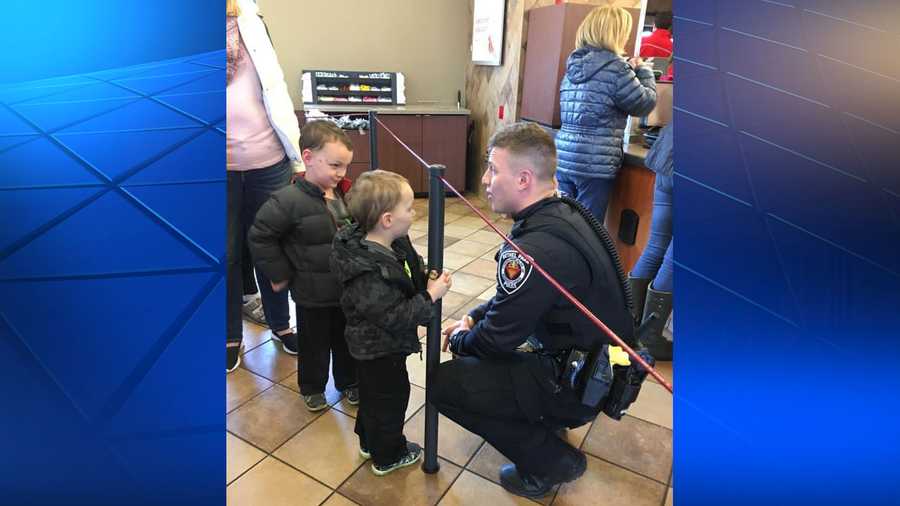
[471,0,506,66]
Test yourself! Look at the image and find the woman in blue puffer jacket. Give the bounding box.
[556,5,657,222]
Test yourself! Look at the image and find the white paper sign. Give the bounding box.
[472,0,506,66]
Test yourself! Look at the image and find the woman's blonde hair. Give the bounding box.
[226,0,240,17]
[575,5,632,54]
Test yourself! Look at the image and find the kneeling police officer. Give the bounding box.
[434,122,645,498]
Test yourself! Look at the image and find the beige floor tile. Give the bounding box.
[406,348,453,389]
[466,230,505,246]
[274,409,366,488]
[241,321,272,353]
[278,371,300,393]
[410,220,429,232]
[226,384,322,452]
[481,248,502,260]
[322,493,360,506]
[665,487,673,506]
[458,258,497,280]
[625,381,672,429]
[227,367,273,413]
[492,220,514,234]
[439,470,536,506]
[440,291,473,318]
[554,455,666,506]
[405,384,427,422]
[403,409,483,468]
[226,432,266,484]
[445,223,485,239]
[409,229,428,241]
[583,415,672,483]
[451,298,487,321]
[413,238,461,259]
[446,272,495,297]
[445,240,497,259]
[476,286,496,301]
[226,457,332,506]
[241,340,296,383]
[441,251,477,270]
[647,360,673,386]
[339,456,462,506]
[450,216,493,229]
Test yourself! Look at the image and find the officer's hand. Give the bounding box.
[441,316,472,352]
[270,280,289,293]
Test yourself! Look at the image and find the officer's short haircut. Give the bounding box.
[300,119,353,153]
[654,11,673,30]
[487,122,557,182]
[347,170,410,233]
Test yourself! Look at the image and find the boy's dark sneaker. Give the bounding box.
[371,442,422,476]
[226,344,242,373]
[345,387,360,405]
[359,445,371,459]
[303,393,328,412]
[272,330,298,355]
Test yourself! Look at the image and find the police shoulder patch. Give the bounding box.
[497,249,533,295]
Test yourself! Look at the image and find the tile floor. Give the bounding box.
[227,196,674,505]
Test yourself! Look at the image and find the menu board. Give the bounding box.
[472,0,506,66]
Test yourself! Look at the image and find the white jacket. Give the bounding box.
[235,0,304,172]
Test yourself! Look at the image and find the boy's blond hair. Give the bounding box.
[575,5,632,55]
[347,170,411,233]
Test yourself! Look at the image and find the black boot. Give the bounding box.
[641,286,673,361]
[499,450,586,498]
[628,276,651,325]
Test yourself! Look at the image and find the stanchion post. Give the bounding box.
[423,164,446,474]
[368,110,378,170]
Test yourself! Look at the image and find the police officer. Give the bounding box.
[434,122,635,498]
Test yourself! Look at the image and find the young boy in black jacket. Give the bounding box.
[330,170,452,476]
[249,120,358,412]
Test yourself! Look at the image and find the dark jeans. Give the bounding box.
[296,305,357,395]
[226,158,292,345]
[433,355,594,479]
[556,172,615,224]
[631,174,673,292]
[241,241,258,297]
[355,354,410,466]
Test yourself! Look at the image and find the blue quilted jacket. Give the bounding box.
[556,46,657,179]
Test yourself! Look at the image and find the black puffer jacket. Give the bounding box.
[248,176,352,307]
[329,223,432,360]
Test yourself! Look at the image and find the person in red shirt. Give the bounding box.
[640,11,672,58]
[641,11,673,81]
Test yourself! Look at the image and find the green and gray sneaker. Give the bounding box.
[371,442,422,476]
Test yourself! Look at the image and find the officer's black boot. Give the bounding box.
[641,285,673,361]
[499,450,587,498]
[628,276,652,324]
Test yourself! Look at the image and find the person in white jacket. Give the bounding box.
[227,0,303,372]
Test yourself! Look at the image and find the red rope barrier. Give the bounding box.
[372,116,673,394]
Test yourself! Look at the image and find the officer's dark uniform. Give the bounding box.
[433,196,634,485]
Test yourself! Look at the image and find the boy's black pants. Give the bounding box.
[297,306,357,395]
[355,354,410,467]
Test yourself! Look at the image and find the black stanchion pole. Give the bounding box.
[368,110,378,171]
[423,164,446,474]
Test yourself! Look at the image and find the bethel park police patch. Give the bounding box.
[498,249,533,295]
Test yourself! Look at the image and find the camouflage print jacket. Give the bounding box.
[330,223,432,360]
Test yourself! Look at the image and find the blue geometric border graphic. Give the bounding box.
[674,1,900,504]
[0,50,225,505]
